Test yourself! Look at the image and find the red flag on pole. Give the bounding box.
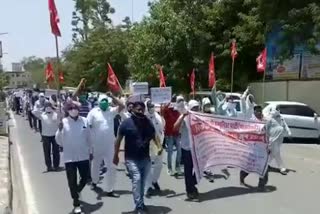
[45,62,55,83]
[107,63,121,92]
[48,0,61,37]
[208,52,216,88]
[159,66,166,87]
[231,39,238,60]
[190,69,195,95]
[58,70,64,83]
[256,48,267,73]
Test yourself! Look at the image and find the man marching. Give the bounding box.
[87,92,124,197]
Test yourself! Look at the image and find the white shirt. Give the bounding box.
[87,107,118,152]
[55,117,92,163]
[40,112,59,137]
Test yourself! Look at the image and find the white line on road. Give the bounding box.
[10,111,39,214]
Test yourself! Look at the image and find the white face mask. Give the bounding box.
[45,107,53,113]
[148,108,155,114]
[68,109,79,118]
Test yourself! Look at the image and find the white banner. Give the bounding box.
[187,112,269,182]
[150,87,172,104]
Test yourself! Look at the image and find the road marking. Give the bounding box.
[10,111,39,214]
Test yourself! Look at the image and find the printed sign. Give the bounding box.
[187,112,268,182]
[131,82,149,95]
[150,87,172,104]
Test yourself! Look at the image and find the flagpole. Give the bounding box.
[262,70,266,103]
[231,58,235,93]
[54,35,62,116]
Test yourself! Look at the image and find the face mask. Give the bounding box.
[148,108,155,114]
[133,112,145,118]
[69,109,79,118]
[45,107,53,113]
[99,100,109,111]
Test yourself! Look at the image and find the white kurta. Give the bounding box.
[87,107,118,191]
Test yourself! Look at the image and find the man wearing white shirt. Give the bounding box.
[145,100,165,196]
[39,102,60,171]
[87,92,124,197]
[55,102,92,214]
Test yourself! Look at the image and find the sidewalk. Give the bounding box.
[0,135,11,214]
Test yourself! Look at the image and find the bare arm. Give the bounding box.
[107,92,125,113]
[173,113,187,132]
[72,78,86,97]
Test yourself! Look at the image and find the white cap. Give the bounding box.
[98,94,108,103]
[202,97,211,106]
[188,100,200,110]
[177,95,184,102]
[39,93,45,97]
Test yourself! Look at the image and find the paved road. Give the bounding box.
[10,114,320,214]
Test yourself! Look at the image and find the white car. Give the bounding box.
[263,101,320,140]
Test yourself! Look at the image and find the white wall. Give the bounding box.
[250,80,320,113]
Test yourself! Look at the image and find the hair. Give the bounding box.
[133,101,146,109]
[254,105,262,111]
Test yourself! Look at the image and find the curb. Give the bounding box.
[0,132,12,214]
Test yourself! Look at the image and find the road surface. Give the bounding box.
[10,114,320,214]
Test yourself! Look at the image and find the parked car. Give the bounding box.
[263,101,320,141]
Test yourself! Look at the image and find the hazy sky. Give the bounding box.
[0,0,150,70]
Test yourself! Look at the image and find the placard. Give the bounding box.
[131,82,149,95]
[150,87,172,104]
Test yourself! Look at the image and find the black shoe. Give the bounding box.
[142,204,148,211]
[106,191,120,198]
[47,167,54,172]
[146,188,154,197]
[91,183,98,190]
[99,167,107,176]
[152,182,161,191]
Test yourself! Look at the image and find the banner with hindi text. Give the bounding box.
[187,112,269,182]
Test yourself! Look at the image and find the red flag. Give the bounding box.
[208,53,216,88]
[107,63,121,92]
[58,70,64,83]
[45,62,55,83]
[159,66,166,87]
[231,39,238,60]
[256,48,267,73]
[48,0,61,37]
[190,69,195,95]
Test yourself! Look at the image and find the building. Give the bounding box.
[4,71,33,88]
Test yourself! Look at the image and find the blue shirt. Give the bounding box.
[119,117,155,160]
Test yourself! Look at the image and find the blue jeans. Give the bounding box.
[125,159,151,210]
[166,136,181,171]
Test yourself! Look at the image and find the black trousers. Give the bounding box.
[38,120,42,134]
[27,110,34,129]
[240,165,270,187]
[42,136,60,169]
[182,149,198,194]
[65,160,90,207]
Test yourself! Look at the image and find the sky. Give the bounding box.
[0,0,150,70]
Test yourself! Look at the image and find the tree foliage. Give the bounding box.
[24,0,320,92]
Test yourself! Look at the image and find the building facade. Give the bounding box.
[4,71,33,88]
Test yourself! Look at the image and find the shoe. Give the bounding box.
[91,183,97,190]
[135,209,145,214]
[257,185,266,192]
[152,182,161,191]
[187,193,200,202]
[146,187,154,197]
[106,191,120,198]
[176,168,183,175]
[280,168,288,175]
[47,167,54,172]
[73,206,82,214]
[142,204,148,211]
[168,170,175,176]
[99,167,107,176]
[221,168,230,179]
[167,169,173,175]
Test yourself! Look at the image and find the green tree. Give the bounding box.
[21,56,46,88]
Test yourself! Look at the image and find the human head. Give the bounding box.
[202,97,211,113]
[146,100,155,114]
[188,100,200,112]
[98,95,109,111]
[126,102,134,113]
[44,101,53,113]
[132,101,146,117]
[39,93,45,102]
[254,105,263,120]
[66,102,80,118]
